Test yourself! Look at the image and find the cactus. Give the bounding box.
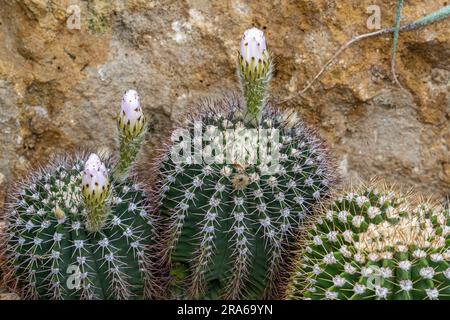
[287,183,450,300]
[114,89,147,182]
[0,91,154,300]
[145,28,336,299]
[238,27,273,125]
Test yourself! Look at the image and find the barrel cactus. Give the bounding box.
[0,90,154,300]
[287,183,450,300]
[146,28,336,299]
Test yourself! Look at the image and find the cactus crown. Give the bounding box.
[287,182,450,300]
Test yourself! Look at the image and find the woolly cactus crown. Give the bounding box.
[287,182,450,300]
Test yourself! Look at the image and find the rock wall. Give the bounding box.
[0,0,449,219]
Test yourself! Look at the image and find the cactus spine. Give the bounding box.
[147,28,336,299]
[0,91,153,300]
[287,183,450,300]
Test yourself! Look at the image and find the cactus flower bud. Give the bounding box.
[239,27,270,81]
[54,206,66,221]
[118,90,146,139]
[113,90,147,181]
[82,153,110,207]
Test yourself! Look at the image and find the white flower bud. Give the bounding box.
[82,153,110,206]
[118,89,146,139]
[239,27,270,80]
[240,27,267,64]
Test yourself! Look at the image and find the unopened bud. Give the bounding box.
[81,154,110,207]
[239,28,270,81]
[118,90,146,139]
[54,206,65,220]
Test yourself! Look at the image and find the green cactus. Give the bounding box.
[0,90,153,300]
[146,28,336,300]
[0,153,154,299]
[287,183,450,300]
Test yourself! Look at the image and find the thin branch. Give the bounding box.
[278,5,450,105]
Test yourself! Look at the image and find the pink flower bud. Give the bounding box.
[82,153,110,206]
[118,90,146,139]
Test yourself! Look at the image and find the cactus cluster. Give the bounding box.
[0,26,448,301]
[287,184,450,300]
